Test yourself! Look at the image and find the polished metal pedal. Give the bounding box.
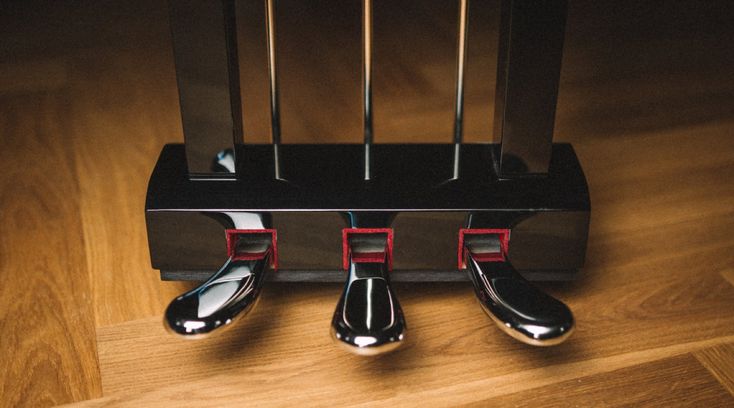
[152,0,586,350]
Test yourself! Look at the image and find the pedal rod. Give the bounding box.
[363,0,373,180]
[265,0,283,180]
[452,0,469,179]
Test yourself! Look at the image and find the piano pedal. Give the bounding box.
[331,227,406,355]
[153,0,586,352]
[462,232,574,346]
[164,224,276,337]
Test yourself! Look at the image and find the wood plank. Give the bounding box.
[722,269,734,288]
[90,239,734,397]
[64,337,734,407]
[695,343,734,396]
[69,48,197,328]
[89,111,734,398]
[475,354,733,407]
[577,123,734,246]
[0,58,69,93]
[0,93,101,406]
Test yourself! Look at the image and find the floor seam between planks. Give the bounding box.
[360,335,734,406]
[722,269,734,288]
[72,334,734,406]
[694,343,734,397]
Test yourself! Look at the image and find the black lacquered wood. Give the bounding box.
[494,0,567,176]
[146,143,588,211]
[146,143,589,281]
[168,0,242,179]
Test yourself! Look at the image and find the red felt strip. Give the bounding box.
[457,228,510,269]
[342,228,394,271]
[225,229,278,269]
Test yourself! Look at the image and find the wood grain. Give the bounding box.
[69,47,196,327]
[63,336,734,407]
[722,269,734,287]
[0,90,101,405]
[1,0,733,406]
[89,205,734,398]
[695,343,734,397]
[476,354,732,407]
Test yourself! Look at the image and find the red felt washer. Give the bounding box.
[457,228,510,269]
[225,229,278,269]
[342,228,394,271]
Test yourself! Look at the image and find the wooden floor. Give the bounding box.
[1,0,734,406]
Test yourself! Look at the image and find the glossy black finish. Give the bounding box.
[151,210,586,280]
[343,211,396,229]
[146,143,588,210]
[466,256,574,345]
[331,263,406,355]
[146,143,589,281]
[331,233,406,355]
[168,0,242,179]
[494,0,567,176]
[164,252,271,337]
